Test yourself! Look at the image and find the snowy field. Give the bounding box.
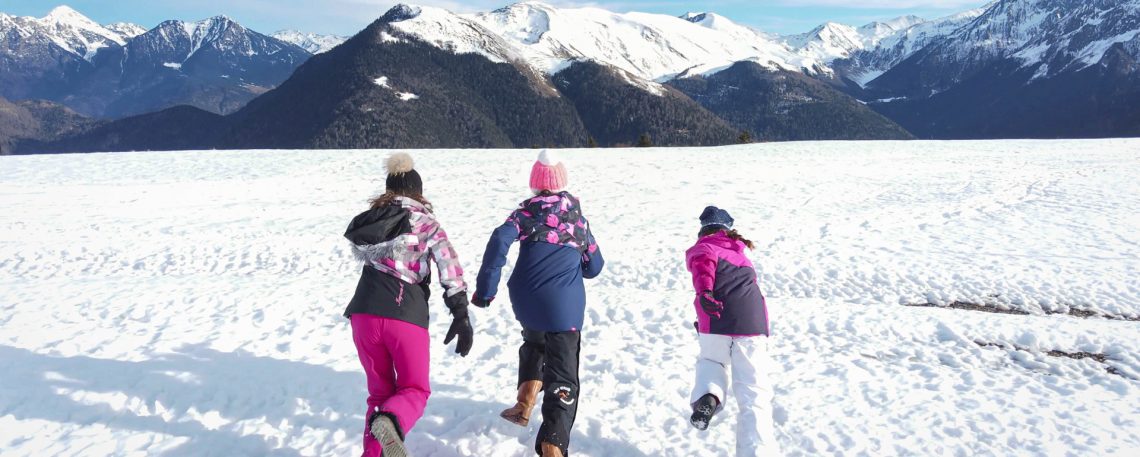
[1,140,1139,456]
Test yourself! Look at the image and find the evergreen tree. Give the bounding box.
[587,136,598,148]
[637,133,653,147]
[738,130,753,144]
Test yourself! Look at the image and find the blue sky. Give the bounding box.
[2,0,988,36]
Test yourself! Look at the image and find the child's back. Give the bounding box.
[686,231,769,337]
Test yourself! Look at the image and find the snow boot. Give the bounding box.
[500,380,543,426]
[689,393,720,431]
[540,441,564,457]
[369,411,409,457]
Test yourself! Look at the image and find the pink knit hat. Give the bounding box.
[529,150,568,193]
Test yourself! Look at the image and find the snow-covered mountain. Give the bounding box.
[864,0,1140,95]
[10,0,1140,143]
[911,0,1140,85]
[0,6,312,118]
[381,2,810,82]
[0,5,141,61]
[867,0,1140,139]
[125,16,308,78]
[272,30,347,54]
[819,7,991,87]
[786,15,929,63]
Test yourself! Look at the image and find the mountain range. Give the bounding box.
[4,0,1140,153]
[0,6,342,119]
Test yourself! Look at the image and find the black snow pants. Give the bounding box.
[518,329,581,456]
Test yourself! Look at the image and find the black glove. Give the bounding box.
[699,290,724,319]
[471,294,492,308]
[443,307,473,357]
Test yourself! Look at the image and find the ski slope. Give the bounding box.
[1,140,1138,456]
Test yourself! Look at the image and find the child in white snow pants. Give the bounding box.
[686,206,780,456]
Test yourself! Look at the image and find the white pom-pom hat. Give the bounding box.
[529,149,567,193]
[385,152,423,194]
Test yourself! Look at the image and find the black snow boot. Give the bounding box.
[689,393,720,431]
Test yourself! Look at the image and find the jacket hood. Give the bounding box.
[697,231,745,253]
[345,203,416,264]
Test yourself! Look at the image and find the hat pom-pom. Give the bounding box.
[386,152,415,175]
[537,149,559,166]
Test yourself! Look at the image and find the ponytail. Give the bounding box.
[725,229,755,250]
[699,226,755,250]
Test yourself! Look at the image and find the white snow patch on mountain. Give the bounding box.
[1079,30,1140,65]
[162,62,182,70]
[851,69,885,87]
[272,30,346,54]
[0,140,1138,456]
[372,76,419,100]
[105,22,147,40]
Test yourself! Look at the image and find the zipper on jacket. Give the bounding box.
[396,283,404,306]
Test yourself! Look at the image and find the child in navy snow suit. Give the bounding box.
[472,150,604,457]
[686,206,779,457]
[343,153,473,457]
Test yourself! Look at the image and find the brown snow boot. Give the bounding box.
[540,441,564,457]
[500,380,542,426]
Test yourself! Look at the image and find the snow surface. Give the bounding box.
[1,140,1139,456]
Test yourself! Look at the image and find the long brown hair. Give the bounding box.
[699,226,755,250]
[369,191,434,213]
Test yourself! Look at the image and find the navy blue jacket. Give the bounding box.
[475,193,604,332]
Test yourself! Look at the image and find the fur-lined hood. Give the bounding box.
[345,196,436,265]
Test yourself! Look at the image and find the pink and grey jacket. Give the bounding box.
[343,196,469,328]
[685,231,769,336]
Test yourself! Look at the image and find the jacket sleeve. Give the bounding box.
[686,245,717,294]
[425,220,468,301]
[474,220,519,301]
[582,225,604,279]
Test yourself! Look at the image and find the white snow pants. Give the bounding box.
[690,334,780,457]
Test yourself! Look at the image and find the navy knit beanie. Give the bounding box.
[699,206,734,233]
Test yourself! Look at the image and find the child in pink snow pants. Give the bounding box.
[343,153,474,457]
[686,206,780,457]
